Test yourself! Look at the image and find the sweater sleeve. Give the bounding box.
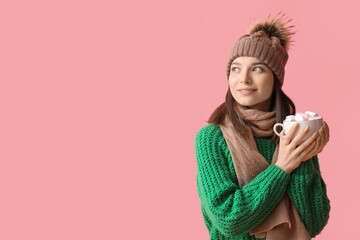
[287,155,331,237]
[195,125,291,238]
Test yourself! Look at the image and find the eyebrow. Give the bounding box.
[231,62,267,67]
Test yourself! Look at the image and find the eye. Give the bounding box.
[253,67,263,72]
[231,67,240,72]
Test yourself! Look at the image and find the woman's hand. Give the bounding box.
[275,123,321,174]
[300,121,330,162]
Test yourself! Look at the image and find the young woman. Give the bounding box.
[195,16,330,240]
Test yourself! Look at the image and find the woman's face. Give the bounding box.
[228,56,274,112]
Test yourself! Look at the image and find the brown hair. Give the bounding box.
[207,73,296,145]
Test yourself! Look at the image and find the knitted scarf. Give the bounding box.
[219,103,311,239]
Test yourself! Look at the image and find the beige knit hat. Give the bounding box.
[226,15,294,87]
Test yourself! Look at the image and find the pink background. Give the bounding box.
[0,0,358,239]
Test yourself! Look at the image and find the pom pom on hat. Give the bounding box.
[248,13,295,52]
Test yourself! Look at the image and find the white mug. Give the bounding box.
[273,117,323,143]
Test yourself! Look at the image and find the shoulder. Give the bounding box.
[195,124,234,177]
[195,124,227,152]
[196,124,223,142]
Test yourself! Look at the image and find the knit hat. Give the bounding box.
[226,14,294,87]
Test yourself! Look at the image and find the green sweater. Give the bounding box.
[195,124,330,239]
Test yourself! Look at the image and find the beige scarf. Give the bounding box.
[219,103,311,240]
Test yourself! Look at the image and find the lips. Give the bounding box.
[238,89,256,95]
[239,89,256,92]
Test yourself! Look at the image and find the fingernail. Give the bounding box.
[304,126,310,132]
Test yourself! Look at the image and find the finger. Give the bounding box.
[320,128,325,146]
[304,133,320,158]
[321,127,327,150]
[286,123,299,142]
[279,129,285,141]
[298,139,317,161]
[308,138,318,153]
[323,121,330,142]
[314,131,322,154]
[293,131,318,156]
[279,129,289,146]
[300,133,319,157]
[290,125,310,149]
[325,121,330,133]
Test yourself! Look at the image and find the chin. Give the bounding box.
[236,100,258,107]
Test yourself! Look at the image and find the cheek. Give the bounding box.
[228,76,236,85]
[257,78,273,97]
[264,80,274,97]
[228,78,237,90]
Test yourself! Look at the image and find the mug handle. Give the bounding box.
[273,123,285,138]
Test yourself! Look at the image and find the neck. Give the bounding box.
[247,98,272,112]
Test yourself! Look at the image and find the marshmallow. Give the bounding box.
[285,115,295,122]
[305,111,319,117]
[295,113,309,121]
[284,111,321,122]
[309,116,321,120]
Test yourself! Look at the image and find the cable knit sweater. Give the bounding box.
[195,124,330,239]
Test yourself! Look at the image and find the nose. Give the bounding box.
[239,70,252,84]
